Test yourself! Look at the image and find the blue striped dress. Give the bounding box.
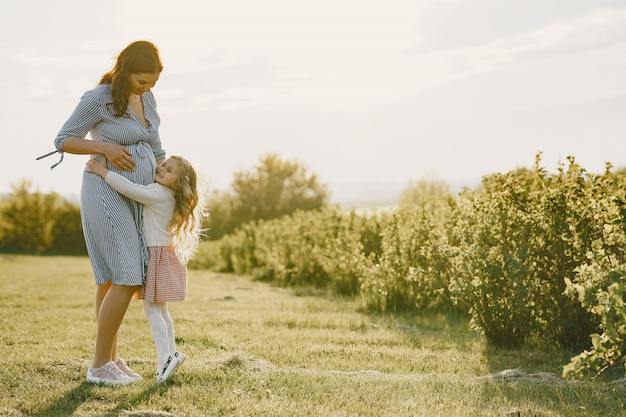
[54,84,166,286]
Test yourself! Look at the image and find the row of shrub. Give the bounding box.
[191,154,626,380]
[0,181,86,254]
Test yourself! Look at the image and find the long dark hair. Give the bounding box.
[99,40,163,117]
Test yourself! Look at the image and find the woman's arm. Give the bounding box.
[54,86,136,171]
[64,137,136,171]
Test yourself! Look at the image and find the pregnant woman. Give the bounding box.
[53,40,166,385]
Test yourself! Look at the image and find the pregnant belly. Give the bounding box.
[117,142,156,185]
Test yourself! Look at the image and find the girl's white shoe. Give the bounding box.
[156,351,186,384]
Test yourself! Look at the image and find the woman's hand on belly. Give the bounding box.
[104,143,137,171]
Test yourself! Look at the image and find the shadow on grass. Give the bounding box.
[367,309,479,352]
[33,381,172,417]
[31,381,93,417]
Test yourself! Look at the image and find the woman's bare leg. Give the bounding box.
[95,283,115,360]
[95,282,112,315]
[93,284,140,368]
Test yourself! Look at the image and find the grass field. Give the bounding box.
[1,255,626,416]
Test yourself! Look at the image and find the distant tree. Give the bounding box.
[50,200,86,254]
[232,153,329,222]
[0,181,59,253]
[206,153,329,238]
[0,180,85,254]
[204,189,238,240]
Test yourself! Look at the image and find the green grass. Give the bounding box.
[1,255,626,416]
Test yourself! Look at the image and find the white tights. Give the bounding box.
[143,302,176,373]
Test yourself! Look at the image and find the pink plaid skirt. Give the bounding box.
[134,246,187,302]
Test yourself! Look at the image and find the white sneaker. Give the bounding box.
[86,361,132,385]
[114,358,143,381]
[156,351,185,384]
[172,351,186,373]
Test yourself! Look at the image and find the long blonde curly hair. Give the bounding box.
[167,156,205,263]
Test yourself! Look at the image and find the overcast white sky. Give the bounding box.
[2,0,626,203]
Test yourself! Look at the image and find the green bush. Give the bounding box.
[563,181,626,379]
[447,173,540,348]
[50,200,86,254]
[203,206,373,295]
[188,240,225,271]
[0,181,85,254]
[448,156,599,349]
[360,204,456,313]
[564,263,626,380]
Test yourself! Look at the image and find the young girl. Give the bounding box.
[86,155,203,383]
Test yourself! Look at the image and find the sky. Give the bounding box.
[2,0,626,204]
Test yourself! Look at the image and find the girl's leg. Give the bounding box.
[160,303,177,354]
[93,284,139,368]
[144,301,171,373]
[154,302,185,383]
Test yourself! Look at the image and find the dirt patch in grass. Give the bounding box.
[204,352,277,372]
[118,411,180,417]
[477,369,564,386]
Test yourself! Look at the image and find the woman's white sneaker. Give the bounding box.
[86,361,133,385]
[114,358,142,381]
